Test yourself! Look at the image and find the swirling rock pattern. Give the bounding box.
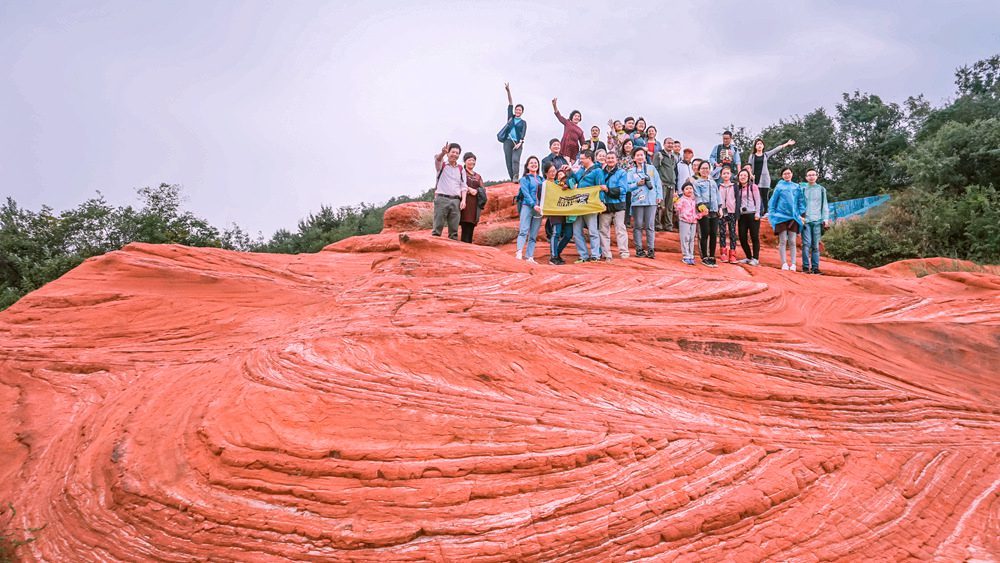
[1,231,998,561]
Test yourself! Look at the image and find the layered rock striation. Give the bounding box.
[1,200,998,560]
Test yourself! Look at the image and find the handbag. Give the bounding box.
[496,120,513,143]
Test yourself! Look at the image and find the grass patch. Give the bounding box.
[480,226,519,247]
[1,503,44,563]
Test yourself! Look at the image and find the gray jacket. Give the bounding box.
[652,150,678,192]
[754,146,787,189]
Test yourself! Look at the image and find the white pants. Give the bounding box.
[598,210,629,258]
[679,221,696,259]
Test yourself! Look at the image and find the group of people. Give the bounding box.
[431,85,831,274]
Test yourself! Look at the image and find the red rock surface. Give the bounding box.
[1,226,999,560]
[382,201,433,232]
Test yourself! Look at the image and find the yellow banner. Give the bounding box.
[541,181,607,216]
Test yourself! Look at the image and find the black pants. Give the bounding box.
[759,187,770,215]
[738,214,760,260]
[460,222,476,243]
[697,214,718,259]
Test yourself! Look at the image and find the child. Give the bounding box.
[801,168,830,274]
[767,168,807,271]
[547,167,575,264]
[674,183,701,265]
[717,166,738,263]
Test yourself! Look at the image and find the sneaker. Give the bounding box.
[738,258,750,264]
[635,249,646,258]
[589,257,600,262]
[526,257,537,264]
[790,264,797,272]
[604,257,614,263]
[515,251,523,260]
[706,260,718,268]
[646,251,655,259]
[729,250,738,263]
[548,256,559,265]
[750,259,760,266]
[781,263,790,271]
[574,258,589,264]
[813,269,822,275]
[555,257,566,265]
[620,253,629,259]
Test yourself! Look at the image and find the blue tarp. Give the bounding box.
[829,194,890,221]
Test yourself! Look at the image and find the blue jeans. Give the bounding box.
[572,213,600,260]
[801,221,822,270]
[516,204,542,257]
[550,222,573,257]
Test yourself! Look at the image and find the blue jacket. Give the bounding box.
[768,180,807,229]
[602,167,631,205]
[572,163,606,188]
[517,174,543,208]
[802,183,830,223]
[627,163,663,207]
[693,177,720,212]
[503,104,527,142]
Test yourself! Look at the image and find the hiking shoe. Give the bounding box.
[635,249,646,258]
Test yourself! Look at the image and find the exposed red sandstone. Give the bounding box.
[0,199,998,561]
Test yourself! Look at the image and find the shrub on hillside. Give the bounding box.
[825,185,1000,267]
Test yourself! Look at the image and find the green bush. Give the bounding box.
[825,185,1000,267]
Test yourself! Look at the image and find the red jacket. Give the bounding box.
[555,110,585,160]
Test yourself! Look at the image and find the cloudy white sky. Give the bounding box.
[2,1,999,237]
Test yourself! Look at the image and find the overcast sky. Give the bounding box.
[3,1,999,237]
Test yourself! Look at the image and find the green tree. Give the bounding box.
[831,91,910,198]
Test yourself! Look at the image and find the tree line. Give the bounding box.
[2,56,998,309]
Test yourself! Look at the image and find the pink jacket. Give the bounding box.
[674,194,700,223]
[719,182,737,214]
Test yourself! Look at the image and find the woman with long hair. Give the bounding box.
[515,156,544,263]
[750,137,795,215]
[735,168,762,265]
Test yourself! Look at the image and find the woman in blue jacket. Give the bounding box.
[499,83,527,181]
[692,161,721,267]
[767,168,807,271]
[515,155,543,263]
[627,148,663,258]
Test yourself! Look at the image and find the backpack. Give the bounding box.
[436,162,466,189]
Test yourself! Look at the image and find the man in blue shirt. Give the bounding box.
[570,150,606,262]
